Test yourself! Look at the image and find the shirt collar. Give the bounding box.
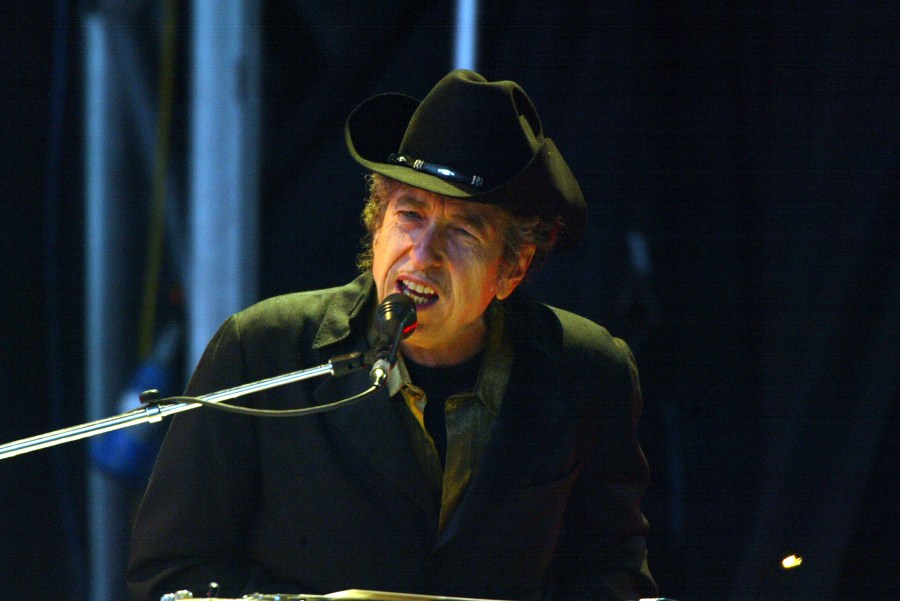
[391,301,512,415]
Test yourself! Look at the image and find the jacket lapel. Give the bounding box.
[302,273,439,522]
[313,355,439,521]
[435,384,566,548]
[435,299,571,548]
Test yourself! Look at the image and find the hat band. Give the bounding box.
[388,153,484,189]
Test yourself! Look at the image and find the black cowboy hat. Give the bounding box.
[345,70,586,249]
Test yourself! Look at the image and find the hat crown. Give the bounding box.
[398,70,543,189]
[345,69,587,249]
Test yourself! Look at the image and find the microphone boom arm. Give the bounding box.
[0,352,367,462]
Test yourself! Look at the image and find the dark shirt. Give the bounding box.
[404,351,483,468]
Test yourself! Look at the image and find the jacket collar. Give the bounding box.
[308,275,567,539]
[309,273,440,521]
[312,338,441,523]
[311,272,376,350]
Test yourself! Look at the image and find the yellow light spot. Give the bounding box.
[781,554,803,569]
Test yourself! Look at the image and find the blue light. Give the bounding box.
[453,0,479,70]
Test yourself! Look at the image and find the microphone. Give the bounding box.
[369,293,418,387]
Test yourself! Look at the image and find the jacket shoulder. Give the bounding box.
[236,285,344,328]
[506,295,633,372]
[503,294,642,417]
[230,273,374,347]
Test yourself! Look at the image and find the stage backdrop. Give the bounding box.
[0,2,896,600]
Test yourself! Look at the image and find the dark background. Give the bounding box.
[1,1,897,600]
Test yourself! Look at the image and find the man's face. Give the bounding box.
[371,183,533,366]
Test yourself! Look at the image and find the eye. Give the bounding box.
[453,226,477,240]
[398,210,423,222]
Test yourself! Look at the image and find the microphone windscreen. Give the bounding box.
[375,293,418,340]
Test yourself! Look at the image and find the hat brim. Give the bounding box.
[345,92,586,249]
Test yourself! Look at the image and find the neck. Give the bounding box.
[400,323,486,367]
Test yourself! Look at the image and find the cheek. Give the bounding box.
[370,233,391,296]
[372,226,397,262]
[458,259,502,302]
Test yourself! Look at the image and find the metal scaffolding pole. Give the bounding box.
[453,0,479,70]
[83,2,260,599]
[84,12,144,601]
[188,0,261,366]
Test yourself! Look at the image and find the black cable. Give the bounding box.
[158,384,382,418]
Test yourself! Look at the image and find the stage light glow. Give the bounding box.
[781,554,803,569]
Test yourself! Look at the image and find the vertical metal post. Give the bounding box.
[188,0,261,367]
[453,0,479,70]
[83,2,261,599]
[84,12,141,601]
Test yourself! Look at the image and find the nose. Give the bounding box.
[409,222,444,269]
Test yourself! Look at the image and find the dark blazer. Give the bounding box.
[126,274,656,601]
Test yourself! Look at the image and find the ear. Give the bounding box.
[495,244,536,300]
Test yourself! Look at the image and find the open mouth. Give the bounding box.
[398,279,439,308]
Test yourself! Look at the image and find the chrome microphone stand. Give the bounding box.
[0,352,366,461]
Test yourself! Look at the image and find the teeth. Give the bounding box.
[399,279,437,305]
[405,281,435,296]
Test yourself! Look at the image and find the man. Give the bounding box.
[127,70,657,601]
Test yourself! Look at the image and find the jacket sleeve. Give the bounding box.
[126,314,264,601]
[546,332,658,601]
